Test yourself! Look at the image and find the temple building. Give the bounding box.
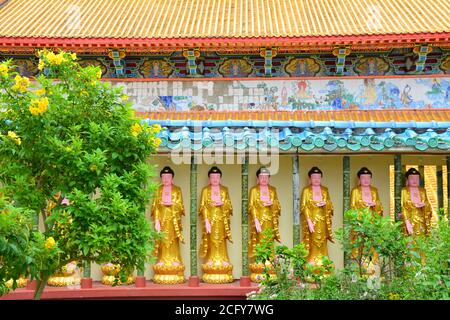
[0,0,449,299]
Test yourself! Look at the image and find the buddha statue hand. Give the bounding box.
[316,201,326,207]
[263,200,273,207]
[205,218,212,234]
[405,220,413,235]
[414,202,425,208]
[254,218,262,233]
[213,201,223,207]
[307,218,315,233]
[155,219,161,232]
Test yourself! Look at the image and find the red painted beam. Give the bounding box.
[1,280,258,300]
[0,33,448,49]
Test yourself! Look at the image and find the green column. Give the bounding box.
[343,156,350,266]
[190,156,198,276]
[343,156,351,213]
[83,261,91,278]
[33,212,40,232]
[241,156,249,276]
[394,155,402,222]
[437,166,444,210]
[419,165,425,188]
[292,155,301,245]
[136,198,147,276]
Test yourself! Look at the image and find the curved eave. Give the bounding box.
[0,33,449,51]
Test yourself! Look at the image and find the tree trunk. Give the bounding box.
[33,273,50,300]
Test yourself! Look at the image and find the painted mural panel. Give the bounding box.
[114,77,450,112]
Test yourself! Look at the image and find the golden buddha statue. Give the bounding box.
[350,167,383,275]
[401,168,434,237]
[101,263,134,285]
[301,167,334,268]
[151,166,185,284]
[248,167,281,282]
[199,166,234,284]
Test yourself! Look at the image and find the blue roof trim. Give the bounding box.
[154,126,450,152]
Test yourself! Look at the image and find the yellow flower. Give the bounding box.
[131,123,143,137]
[7,131,21,145]
[70,53,77,60]
[29,97,49,116]
[29,106,40,116]
[152,124,162,133]
[388,293,401,300]
[38,97,49,110]
[45,237,56,249]
[7,131,18,140]
[81,90,88,96]
[121,95,129,102]
[96,70,102,79]
[46,52,56,63]
[11,75,30,93]
[54,53,64,65]
[38,59,45,71]
[45,52,65,65]
[148,137,161,148]
[89,164,97,172]
[35,88,46,96]
[0,63,8,77]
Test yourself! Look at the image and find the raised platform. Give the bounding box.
[1,280,258,300]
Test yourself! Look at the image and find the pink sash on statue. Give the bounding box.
[361,187,372,203]
[409,187,421,204]
[260,185,270,202]
[211,185,221,203]
[162,185,172,205]
[312,186,322,201]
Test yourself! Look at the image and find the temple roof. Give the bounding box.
[149,125,450,153]
[143,109,450,153]
[0,0,448,49]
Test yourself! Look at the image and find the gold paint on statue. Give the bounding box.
[300,186,334,266]
[48,261,80,287]
[151,184,185,284]
[248,185,281,282]
[5,276,27,289]
[350,186,383,216]
[199,185,234,284]
[101,263,134,285]
[401,187,433,236]
[350,186,383,274]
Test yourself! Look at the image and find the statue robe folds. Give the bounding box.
[350,186,383,216]
[150,184,186,284]
[199,185,233,263]
[151,185,185,265]
[198,184,234,283]
[300,186,334,265]
[248,185,281,259]
[401,187,433,236]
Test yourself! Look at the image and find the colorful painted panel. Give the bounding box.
[114,77,450,112]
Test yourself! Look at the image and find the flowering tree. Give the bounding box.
[0,50,160,299]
